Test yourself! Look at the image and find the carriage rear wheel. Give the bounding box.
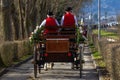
[38,66,41,74]
[34,63,37,78]
[79,58,82,78]
[79,46,83,78]
[34,45,38,78]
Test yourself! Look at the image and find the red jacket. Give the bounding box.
[63,12,75,26]
[44,17,58,35]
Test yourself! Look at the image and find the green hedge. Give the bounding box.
[91,34,120,80]
[0,40,33,66]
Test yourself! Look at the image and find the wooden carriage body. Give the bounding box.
[45,38,73,62]
[43,26,77,62]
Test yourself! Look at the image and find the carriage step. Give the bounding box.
[69,48,78,50]
[75,66,81,68]
[39,65,44,68]
[72,67,80,69]
[74,60,85,64]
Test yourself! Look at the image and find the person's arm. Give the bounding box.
[55,19,60,26]
[61,16,64,26]
[74,15,78,27]
[39,19,46,28]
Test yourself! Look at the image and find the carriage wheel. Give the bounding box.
[38,54,42,74]
[34,45,38,78]
[38,44,45,73]
[38,54,41,74]
[79,58,82,78]
[79,46,83,78]
[34,63,37,78]
[38,66,41,74]
[71,63,74,69]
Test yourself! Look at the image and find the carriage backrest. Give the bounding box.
[60,26,76,35]
[61,26,76,28]
[46,38,69,53]
[44,26,59,30]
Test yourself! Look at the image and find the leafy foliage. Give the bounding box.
[76,27,85,44]
[29,26,44,44]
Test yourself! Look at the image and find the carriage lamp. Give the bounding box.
[44,53,48,57]
[68,52,72,57]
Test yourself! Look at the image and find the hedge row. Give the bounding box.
[0,40,33,66]
[91,34,120,80]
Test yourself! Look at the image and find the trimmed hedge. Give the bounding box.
[0,40,33,66]
[91,34,120,80]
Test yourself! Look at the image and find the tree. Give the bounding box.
[11,1,21,40]
[1,0,93,41]
[1,0,13,41]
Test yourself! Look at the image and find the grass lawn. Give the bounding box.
[93,29,119,40]
[89,43,105,68]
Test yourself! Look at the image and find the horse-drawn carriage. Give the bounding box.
[32,26,84,78]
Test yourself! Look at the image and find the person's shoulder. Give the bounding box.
[41,19,46,23]
[70,12,74,15]
[62,13,65,16]
[71,12,76,15]
[72,13,76,16]
[43,19,46,21]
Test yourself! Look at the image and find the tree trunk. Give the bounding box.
[11,1,21,40]
[0,0,4,42]
[1,0,13,41]
[18,0,26,39]
[24,0,30,37]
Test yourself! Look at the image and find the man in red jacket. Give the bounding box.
[39,12,59,70]
[39,11,59,35]
[61,7,78,68]
[61,7,78,27]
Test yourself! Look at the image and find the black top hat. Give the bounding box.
[65,7,72,11]
[47,11,54,16]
